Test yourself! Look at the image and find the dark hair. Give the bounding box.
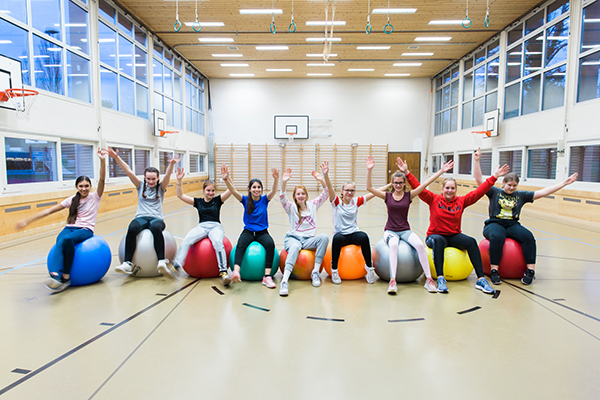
[67,176,92,224]
[391,171,408,193]
[503,173,520,184]
[203,179,215,190]
[142,167,160,199]
[247,178,263,215]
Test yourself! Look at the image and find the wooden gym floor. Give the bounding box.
[0,189,599,399]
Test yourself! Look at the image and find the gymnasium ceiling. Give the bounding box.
[114,0,545,79]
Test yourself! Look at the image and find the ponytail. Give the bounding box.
[67,175,92,224]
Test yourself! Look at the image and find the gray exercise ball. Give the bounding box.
[118,229,177,277]
[373,239,423,283]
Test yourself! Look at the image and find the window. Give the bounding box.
[5,137,58,184]
[198,154,205,172]
[159,151,173,174]
[458,153,472,175]
[134,148,150,175]
[569,144,600,182]
[153,41,184,129]
[434,66,459,135]
[444,153,454,173]
[61,143,94,180]
[431,155,442,173]
[577,0,600,102]
[480,152,492,176]
[108,147,132,178]
[189,154,199,173]
[527,148,557,179]
[500,150,523,176]
[185,70,205,135]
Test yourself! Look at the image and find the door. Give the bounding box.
[387,152,421,184]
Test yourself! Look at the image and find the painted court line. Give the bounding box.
[388,318,425,323]
[242,303,270,312]
[306,316,345,322]
[457,306,481,315]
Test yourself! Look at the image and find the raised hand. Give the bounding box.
[320,160,329,176]
[311,170,324,182]
[564,173,578,185]
[221,164,230,181]
[176,167,185,181]
[396,157,408,174]
[474,147,481,162]
[97,148,107,160]
[272,167,279,179]
[494,164,510,178]
[168,153,181,164]
[106,147,119,158]
[282,167,292,182]
[441,160,454,173]
[366,155,375,170]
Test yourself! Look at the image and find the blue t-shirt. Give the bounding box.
[241,195,270,231]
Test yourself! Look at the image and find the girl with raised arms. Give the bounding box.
[109,147,179,278]
[221,164,279,288]
[16,149,107,293]
[366,155,454,294]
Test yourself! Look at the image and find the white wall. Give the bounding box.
[210,78,431,152]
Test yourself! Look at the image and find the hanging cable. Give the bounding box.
[462,0,471,28]
[383,0,393,34]
[484,0,490,28]
[365,0,372,34]
[192,0,201,32]
[322,0,336,61]
[270,0,277,33]
[289,0,297,32]
[174,0,181,31]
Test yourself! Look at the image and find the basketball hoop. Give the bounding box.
[471,130,492,148]
[159,130,179,147]
[1,88,39,120]
[286,131,296,143]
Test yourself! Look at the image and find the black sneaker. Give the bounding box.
[490,269,501,285]
[521,269,535,285]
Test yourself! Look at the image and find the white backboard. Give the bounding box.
[274,115,309,140]
[0,54,23,111]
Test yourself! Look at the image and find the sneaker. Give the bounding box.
[387,278,398,295]
[437,276,448,293]
[522,269,535,285]
[232,271,242,283]
[424,277,437,293]
[220,272,232,286]
[115,261,134,275]
[311,271,321,287]
[476,278,495,294]
[490,269,501,285]
[365,265,376,284]
[262,275,276,289]
[331,269,342,284]
[45,275,70,293]
[157,259,178,279]
[279,281,289,296]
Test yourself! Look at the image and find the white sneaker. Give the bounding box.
[279,281,289,296]
[311,271,321,287]
[365,265,376,284]
[115,261,134,275]
[158,259,178,279]
[331,269,342,284]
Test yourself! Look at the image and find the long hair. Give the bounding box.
[142,167,160,199]
[503,173,520,184]
[391,171,408,193]
[442,177,456,188]
[203,179,215,190]
[247,178,263,215]
[292,185,309,225]
[67,176,92,224]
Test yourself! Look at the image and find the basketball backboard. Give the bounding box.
[153,109,167,137]
[274,115,309,140]
[484,109,499,137]
[0,54,23,111]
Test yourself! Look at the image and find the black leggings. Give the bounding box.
[235,229,275,272]
[124,216,166,261]
[331,231,372,270]
[425,233,484,278]
[483,221,536,265]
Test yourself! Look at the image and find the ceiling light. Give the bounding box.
[348,69,374,71]
[256,45,289,50]
[385,73,411,76]
[266,69,293,72]
[230,73,255,77]
[393,62,422,66]
[415,37,451,42]
[220,63,249,67]
[198,37,234,43]
[239,9,283,14]
[0,40,12,44]
[307,63,335,67]
[401,52,433,56]
[184,22,225,27]
[307,73,332,76]
[372,8,417,14]
[306,21,346,26]
[428,20,464,25]
[307,53,337,57]
[212,54,243,57]
[306,37,342,42]
[357,46,391,50]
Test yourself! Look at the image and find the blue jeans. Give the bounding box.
[51,227,93,276]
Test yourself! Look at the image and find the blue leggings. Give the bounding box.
[51,227,93,276]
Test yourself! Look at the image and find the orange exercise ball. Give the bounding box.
[279,249,322,280]
[322,244,367,280]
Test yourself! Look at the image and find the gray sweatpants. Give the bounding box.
[174,221,227,272]
[283,233,329,272]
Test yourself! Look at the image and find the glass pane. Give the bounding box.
[199,112,205,135]
[435,89,442,112]
[508,24,523,46]
[61,143,93,180]
[192,109,198,133]
[174,101,182,129]
[186,107,192,131]
[164,97,173,126]
[174,58,182,72]
[548,0,569,23]
[0,0,27,23]
[0,19,31,85]
[473,97,484,126]
[442,109,450,134]
[65,1,89,54]
[134,46,147,83]
[189,154,198,173]
[499,150,523,176]
[486,91,498,112]
[159,151,171,174]
[134,26,146,46]
[487,39,499,58]
[33,35,63,95]
[546,18,569,67]
[118,35,133,77]
[522,74,541,115]
[119,75,134,115]
[154,91,163,111]
[100,67,117,109]
[463,71,473,101]
[173,73,182,101]
[442,85,450,109]
[459,153,472,175]
[449,107,458,132]
[434,113,441,136]
[504,83,520,119]
[164,68,173,97]
[451,67,459,80]
[569,145,600,182]
[464,57,473,71]
[98,22,116,68]
[525,10,544,35]
[435,76,442,88]
[66,51,90,103]
[185,67,191,79]
[462,101,473,129]
[98,0,116,23]
[153,41,163,59]
[577,50,600,103]
[480,152,492,176]
[153,59,163,92]
[524,33,543,76]
[5,137,58,184]
[475,49,486,66]
[136,83,148,118]
[164,51,173,66]
[506,44,522,83]
[108,147,132,177]
[444,154,454,174]
[450,81,459,106]
[582,1,600,52]
[118,13,133,36]
[31,0,61,41]
[474,65,485,97]
[487,58,499,91]
[527,148,557,179]
[134,149,150,175]
[543,64,566,110]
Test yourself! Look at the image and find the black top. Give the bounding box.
[194,195,223,223]
[485,186,535,223]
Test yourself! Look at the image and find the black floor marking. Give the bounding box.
[212,286,224,295]
[0,278,200,396]
[553,298,566,301]
[307,316,345,322]
[388,318,425,323]
[242,303,270,312]
[11,369,30,375]
[156,293,167,296]
[492,290,501,299]
[99,322,114,326]
[504,281,600,323]
[457,306,481,315]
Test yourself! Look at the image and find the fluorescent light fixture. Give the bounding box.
[415,37,451,41]
[552,72,567,76]
[307,73,332,76]
[184,22,225,27]
[583,18,600,23]
[357,46,390,50]
[524,67,542,70]
[220,63,249,67]
[48,47,62,52]
[582,61,600,65]
[44,64,61,67]
[385,73,410,76]
[348,68,374,71]
[98,38,114,43]
[0,10,11,14]
[229,73,255,77]
[525,51,542,55]
[306,37,342,42]
[65,23,87,27]
[212,54,243,57]
[255,45,289,50]
[239,9,282,14]
[428,20,463,25]
[307,53,337,57]
[393,62,422,67]
[306,21,346,26]
[401,52,433,56]
[18,55,27,59]
[81,38,88,42]
[0,40,12,44]
[198,37,234,43]
[507,62,521,66]
[372,8,417,14]
[547,36,568,40]
[266,69,292,72]
[307,63,335,67]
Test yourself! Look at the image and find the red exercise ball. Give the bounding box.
[279,249,323,280]
[480,238,527,279]
[183,237,233,278]
[322,244,367,280]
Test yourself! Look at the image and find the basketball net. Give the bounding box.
[160,130,179,147]
[471,130,491,148]
[287,131,296,143]
[2,88,39,121]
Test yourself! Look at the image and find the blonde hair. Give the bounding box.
[292,185,308,225]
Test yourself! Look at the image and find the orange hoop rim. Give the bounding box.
[3,88,39,98]
[159,130,179,137]
[472,130,492,137]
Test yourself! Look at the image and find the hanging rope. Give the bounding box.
[192,0,201,32]
[462,0,471,28]
[174,0,181,31]
[484,0,490,28]
[322,0,336,62]
[365,0,372,34]
[383,0,393,34]
[270,0,277,33]
[289,0,297,32]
